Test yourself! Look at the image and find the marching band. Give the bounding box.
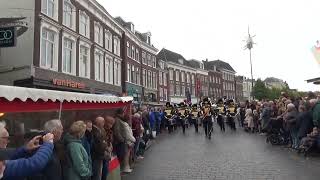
[162,97,238,138]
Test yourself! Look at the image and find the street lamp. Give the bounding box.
[244,27,256,100]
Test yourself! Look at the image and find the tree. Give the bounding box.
[252,79,269,100]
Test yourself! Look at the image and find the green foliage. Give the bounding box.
[252,79,306,100]
[252,79,269,100]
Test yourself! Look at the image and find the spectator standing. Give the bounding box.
[39,119,64,180]
[64,121,92,180]
[91,117,108,180]
[0,126,55,180]
[101,116,115,180]
[121,112,136,173]
[131,113,144,160]
[113,109,126,169]
[82,120,93,158]
[284,103,298,149]
[245,109,254,133]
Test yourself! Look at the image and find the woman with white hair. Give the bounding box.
[284,103,299,149]
[245,109,254,133]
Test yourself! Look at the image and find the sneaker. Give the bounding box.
[122,168,133,173]
[137,156,144,160]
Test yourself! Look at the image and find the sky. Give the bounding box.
[98,0,320,91]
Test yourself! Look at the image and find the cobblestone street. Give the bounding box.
[123,125,320,180]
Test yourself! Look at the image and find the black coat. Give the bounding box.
[297,111,314,139]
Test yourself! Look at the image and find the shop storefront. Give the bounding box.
[14,67,122,95]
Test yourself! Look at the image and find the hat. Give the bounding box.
[0,148,15,161]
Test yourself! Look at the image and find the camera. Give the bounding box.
[24,130,46,145]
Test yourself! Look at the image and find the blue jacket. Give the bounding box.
[3,142,54,180]
[149,112,156,129]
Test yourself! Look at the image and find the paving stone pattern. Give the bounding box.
[123,125,320,180]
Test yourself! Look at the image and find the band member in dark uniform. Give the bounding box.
[177,102,188,134]
[190,104,200,133]
[164,102,174,133]
[226,100,237,130]
[216,99,226,132]
[202,98,213,139]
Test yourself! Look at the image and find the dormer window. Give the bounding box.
[130,23,135,33]
[147,36,151,45]
[178,59,183,65]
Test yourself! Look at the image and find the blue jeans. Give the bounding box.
[101,160,108,180]
[290,129,299,149]
[134,137,141,157]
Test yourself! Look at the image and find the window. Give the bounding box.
[142,51,147,64]
[42,0,57,19]
[79,11,89,37]
[94,51,104,81]
[147,71,152,88]
[163,73,167,86]
[136,49,139,61]
[94,23,103,45]
[191,86,195,96]
[191,74,195,84]
[152,56,156,68]
[114,60,121,86]
[186,73,190,83]
[169,69,173,81]
[153,72,157,89]
[176,70,180,81]
[159,71,163,85]
[62,38,74,74]
[164,89,168,101]
[136,67,140,85]
[113,37,120,56]
[127,64,131,82]
[181,86,185,96]
[63,0,75,29]
[176,84,180,96]
[79,45,90,78]
[169,84,174,96]
[105,56,113,84]
[181,72,185,82]
[132,46,135,60]
[143,69,146,86]
[147,54,151,66]
[160,88,163,101]
[127,42,130,57]
[41,28,56,70]
[105,31,112,51]
[131,65,135,83]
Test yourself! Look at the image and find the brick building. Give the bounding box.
[203,60,223,100]
[0,0,123,95]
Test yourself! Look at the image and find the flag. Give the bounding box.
[311,40,320,65]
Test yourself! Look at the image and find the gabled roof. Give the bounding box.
[204,60,236,72]
[187,59,201,69]
[157,48,187,65]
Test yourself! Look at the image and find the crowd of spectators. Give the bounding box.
[0,105,164,180]
[238,92,320,153]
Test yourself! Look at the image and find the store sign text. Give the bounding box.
[53,79,85,89]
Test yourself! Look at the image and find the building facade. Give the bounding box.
[203,60,223,100]
[157,49,197,104]
[0,0,123,94]
[206,60,236,99]
[243,77,255,101]
[157,59,168,104]
[264,77,287,89]
[235,76,244,101]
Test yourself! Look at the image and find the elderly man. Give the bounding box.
[101,116,115,180]
[38,119,64,180]
[92,116,108,180]
[0,126,54,180]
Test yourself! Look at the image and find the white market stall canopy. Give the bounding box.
[0,85,132,103]
[0,85,133,112]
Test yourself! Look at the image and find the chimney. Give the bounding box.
[206,58,208,62]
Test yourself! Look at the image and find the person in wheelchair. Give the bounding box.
[298,127,319,153]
